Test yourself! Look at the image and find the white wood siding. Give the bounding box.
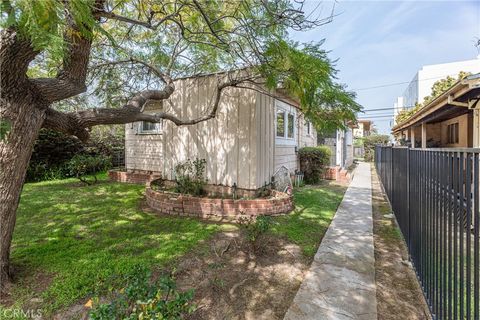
[125,74,316,189]
[125,75,258,189]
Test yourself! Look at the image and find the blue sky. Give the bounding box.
[293,0,480,134]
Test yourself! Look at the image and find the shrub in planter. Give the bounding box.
[298,146,331,184]
[67,154,112,185]
[174,158,207,196]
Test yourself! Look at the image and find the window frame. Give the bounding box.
[137,120,162,135]
[305,120,313,136]
[275,100,297,146]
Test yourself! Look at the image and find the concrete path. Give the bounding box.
[284,162,377,320]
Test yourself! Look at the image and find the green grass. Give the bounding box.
[271,182,347,257]
[7,174,222,315]
[4,175,346,317]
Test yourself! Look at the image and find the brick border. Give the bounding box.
[145,183,294,222]
[108,169,159,184]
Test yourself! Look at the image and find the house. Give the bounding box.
[120,72,318,191]
[392,73,480,148]
[353,120,372,138]
[393,56,480,122]
[318,123,356,181]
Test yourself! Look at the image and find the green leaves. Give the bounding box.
[3,0,95,62]
[259,39,361,133]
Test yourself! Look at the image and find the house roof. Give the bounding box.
[392,73,480,133]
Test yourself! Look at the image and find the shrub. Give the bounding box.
[239,215,274,251]
[363,134,390,162]
[174,158,207,196]
[89,266,195,320]
[67,154,111,185]
[298,146,332,184]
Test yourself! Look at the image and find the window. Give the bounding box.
[306,121,312,135]
[276,110,285,137]
[275,101,296,144]
[287,113,294,138]
[138,121,162,134]
[447,122,459,144]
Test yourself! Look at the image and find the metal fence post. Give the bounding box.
[406,147,411,250]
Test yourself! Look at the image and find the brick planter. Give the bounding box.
[145,182,294,222]
[108,169,160,184]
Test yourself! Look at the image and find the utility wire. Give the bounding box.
[351,72,469,91]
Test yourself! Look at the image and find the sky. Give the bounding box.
[292,0,480,134]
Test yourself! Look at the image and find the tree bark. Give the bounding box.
[0,98,45,288]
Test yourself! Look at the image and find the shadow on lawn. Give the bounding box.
[4,178,221,315]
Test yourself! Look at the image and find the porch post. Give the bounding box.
[421,122,427,149]
[473,109,480,148]
[410,127,415,148]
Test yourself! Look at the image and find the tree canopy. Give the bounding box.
[1,0,360,135]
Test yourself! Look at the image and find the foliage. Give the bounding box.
[67,154,111,185]
[298,146,332,184]
[238,215,274,252]
[89,266,195,320]
[11,175,220,314]
[26,128,123,182]
[260,40,362,132]
[363,134,390,162]
[4,0,361,132]
[395,71,471,125]
[26,129,85,181]
[174,158,207,196]
[271,182,346,257]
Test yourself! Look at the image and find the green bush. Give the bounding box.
[27,128,124,182]
[174,158,207,196]
[239,215,274,252]
[67,154,111,185]
[363,134,390,162]
[298,146,332,184]
[89,266,195,320]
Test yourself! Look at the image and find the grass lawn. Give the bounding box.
[1,175,346,317]
[5,174,224,315]
[271,181,347,257]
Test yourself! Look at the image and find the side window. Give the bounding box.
[276,110,285,137]
[287,113,294,138]
[138,121,162,134]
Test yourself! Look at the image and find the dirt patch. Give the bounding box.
[49,231,309,320]
[371,165,431,320]
[173,231,309,320]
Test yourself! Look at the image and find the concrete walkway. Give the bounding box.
[284,162,377,320]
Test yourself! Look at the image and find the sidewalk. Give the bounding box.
[284,162,377,320]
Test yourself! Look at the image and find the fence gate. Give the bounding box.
[375,146,480,320]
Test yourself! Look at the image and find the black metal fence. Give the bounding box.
[375,146,480,320]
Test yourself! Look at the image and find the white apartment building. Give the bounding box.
[393,56,480,122]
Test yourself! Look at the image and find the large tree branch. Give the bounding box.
[0,28,39,96]
[42,75,242,141]
[31,0,104,103]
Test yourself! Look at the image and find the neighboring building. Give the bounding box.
[353,120,372,138]
[393,56,480,122]
[392,74,480,148]
[318,123,356,181]
[124,72,318,190]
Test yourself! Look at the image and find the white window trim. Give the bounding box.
[137,120,163,135]
[305,120,313,136]
[275,100,297,146]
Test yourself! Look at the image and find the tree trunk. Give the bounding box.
[0,98,45,290]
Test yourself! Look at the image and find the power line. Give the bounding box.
[351,72,468,91]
